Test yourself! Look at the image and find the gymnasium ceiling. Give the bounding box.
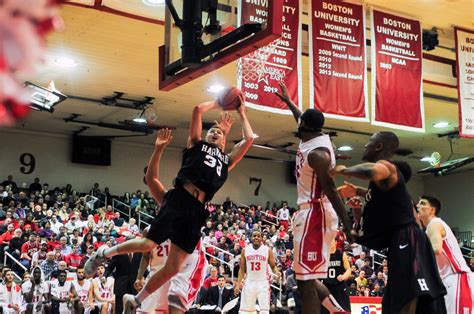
[7,0,474,174]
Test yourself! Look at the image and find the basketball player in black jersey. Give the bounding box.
[320,239,351,314]
[335,131,447,314]
[85,96,254,313]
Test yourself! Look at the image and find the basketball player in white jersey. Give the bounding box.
[73,266,96,314]
[417,195,473,314]
[0,270,23,313]
[276,83,354,314]
[235,230,280,314]
[92,265,115,314]
[22,267,49,314]
[50,270,81,314]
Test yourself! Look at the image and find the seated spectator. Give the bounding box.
[31,241,49,267]
[112,212,124,227]
[38,221,54,239]
[65,245,83,271]
[80,232,95,254]
[376,258,387,274]
[59,237,72,255]
[128,218,139,234]
[204,275,233,311]
[2,175,17,191]
[370,283,384,297]
[0,223,15,246]
[355,270,367,290]
[374,271,385,288]
[54,245,65,262]
[348,282,358,296]
[29,178,42,193]
[361,258,374,278]
[49,215,63,234]
[20,234,39,269]
[355,251,366,270]
[203,266,219,289]
[49,261,68,281]
[65,215,81,234]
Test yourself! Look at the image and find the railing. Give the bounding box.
[460,245,473,260]
[459,231,472,247]
[372,251,387,268]
[202,242,236,282]
[262,212,279,227]
[269,271,283,303]
[3,251,26,281]
[112,198,132,220]
[138,210,153,229]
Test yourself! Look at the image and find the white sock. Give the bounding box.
[103,246,118,258]
[322,295,344,312]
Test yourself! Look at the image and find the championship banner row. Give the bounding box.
[237,0,472,136]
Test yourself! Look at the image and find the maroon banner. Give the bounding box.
[310,0,368,121]
[454,27,474,138]
[237,0,302,114]
[371,9,424,131]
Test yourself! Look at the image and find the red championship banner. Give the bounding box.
[237,0,302,114]
[309,0,368,121]
[371,9,424,132]
[454,27,474,138]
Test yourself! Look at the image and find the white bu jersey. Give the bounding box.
[295,134,335,205]
[426,217,471,279]
[245,244,269,281]
[93,277,114,301]
[73,279,91,306]
[150,240,170,272]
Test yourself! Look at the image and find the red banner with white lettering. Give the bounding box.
[237,0,302,114]
[309,0,368,121]
[371,9,424,132]
[455,27,474,138]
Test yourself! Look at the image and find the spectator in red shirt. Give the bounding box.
[335,226,347,251]
[0,223,15,245]
[54,245,65,262]
[202,266,219,289]
[65,244,83,271]
[105,205,115,221]
[20,233,40,269]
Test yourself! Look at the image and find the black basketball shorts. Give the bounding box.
[146,187,209,254]
[320,282,351,314]
[383,223,447,314]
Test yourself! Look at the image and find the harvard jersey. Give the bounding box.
[360,164,415,250]
[323,250,346,286]
[93,277,114,302]
[245,244,269,281]
[426,217,471,279]
[295,135,335,205]
[175,141,229,202]
[72,279,92,306]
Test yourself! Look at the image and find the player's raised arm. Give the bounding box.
[188,101,220,148]
[334,160,398,189]
[146,129,173,204]
[275,81,301,123]
[228,97,254,171]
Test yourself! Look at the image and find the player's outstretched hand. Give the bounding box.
[154,128,173,148]
[337,181,357,198]
[134,278,145,291]
[275,81,291,104]
[233,285,240,297]
[214,112,235,136]
[236,94,246,114]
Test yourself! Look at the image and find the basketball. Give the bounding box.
[217,87,243,111]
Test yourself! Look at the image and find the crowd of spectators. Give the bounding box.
[1,174,473,312]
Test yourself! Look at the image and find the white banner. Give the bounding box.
[455,27,474,138]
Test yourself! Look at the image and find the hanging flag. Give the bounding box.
[371,9,424,132]
[309,0,368,121]
[237,0,302,114]
[454,27,474,138]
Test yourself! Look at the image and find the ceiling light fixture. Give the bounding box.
[338,146,353,151]
[207,84,225,93]
[433,121,451,129]
[420,157,433,162]
[24,81,67,113]
[54,56,77,67]
[142,0,165,7]
[133,118,147,123]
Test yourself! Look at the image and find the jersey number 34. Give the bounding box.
[204,155,223,176]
